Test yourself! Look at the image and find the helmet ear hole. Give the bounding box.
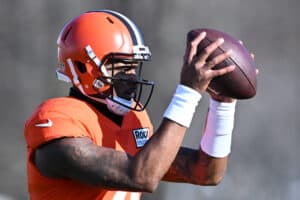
[76,62,87,73]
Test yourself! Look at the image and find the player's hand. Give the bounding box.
[207,88,235,103]
[180,32,235,94]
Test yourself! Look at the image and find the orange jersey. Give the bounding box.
[24,97,153,200]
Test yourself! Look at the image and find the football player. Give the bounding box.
[24,10,237,200]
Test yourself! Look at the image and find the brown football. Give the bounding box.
[187,28,257,99]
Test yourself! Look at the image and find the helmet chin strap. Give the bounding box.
[106,96,133,116]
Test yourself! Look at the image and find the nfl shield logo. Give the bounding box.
[132,128,149,148]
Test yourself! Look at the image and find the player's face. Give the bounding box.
[105,62,139,100]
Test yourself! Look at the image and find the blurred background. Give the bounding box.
[1,0,299,199]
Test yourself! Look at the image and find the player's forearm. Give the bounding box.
[130,118,187,192]
[162,147,228,185]
[163,98,236,185]
[129,85,204,191]
[193,150,228,185]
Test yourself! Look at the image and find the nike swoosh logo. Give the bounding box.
[35,119,53,127]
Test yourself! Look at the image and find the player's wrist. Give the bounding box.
[163,84,202,127]
[210,95,236,103]
[200,97,236,157]
[209,97,237,110]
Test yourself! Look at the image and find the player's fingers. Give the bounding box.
[211,65,235,78]
[202,49,232,69]
[198,38,224,63]
[240,39,255,61]
[256,68,259,75]
[250,53,260,76]
[185,32,207,64]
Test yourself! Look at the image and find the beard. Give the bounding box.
[113,73,138,100]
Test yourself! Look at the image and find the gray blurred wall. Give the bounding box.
[1,0,299,199]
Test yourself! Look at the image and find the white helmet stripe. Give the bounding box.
[98,9,144,45]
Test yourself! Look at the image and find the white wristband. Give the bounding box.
[200,98,237,157]
[163,84,202,127]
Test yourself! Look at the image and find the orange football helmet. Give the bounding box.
[56,10,154,112]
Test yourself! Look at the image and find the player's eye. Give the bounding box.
[114,66,136,73]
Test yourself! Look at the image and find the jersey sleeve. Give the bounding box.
[24,99,92,150]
